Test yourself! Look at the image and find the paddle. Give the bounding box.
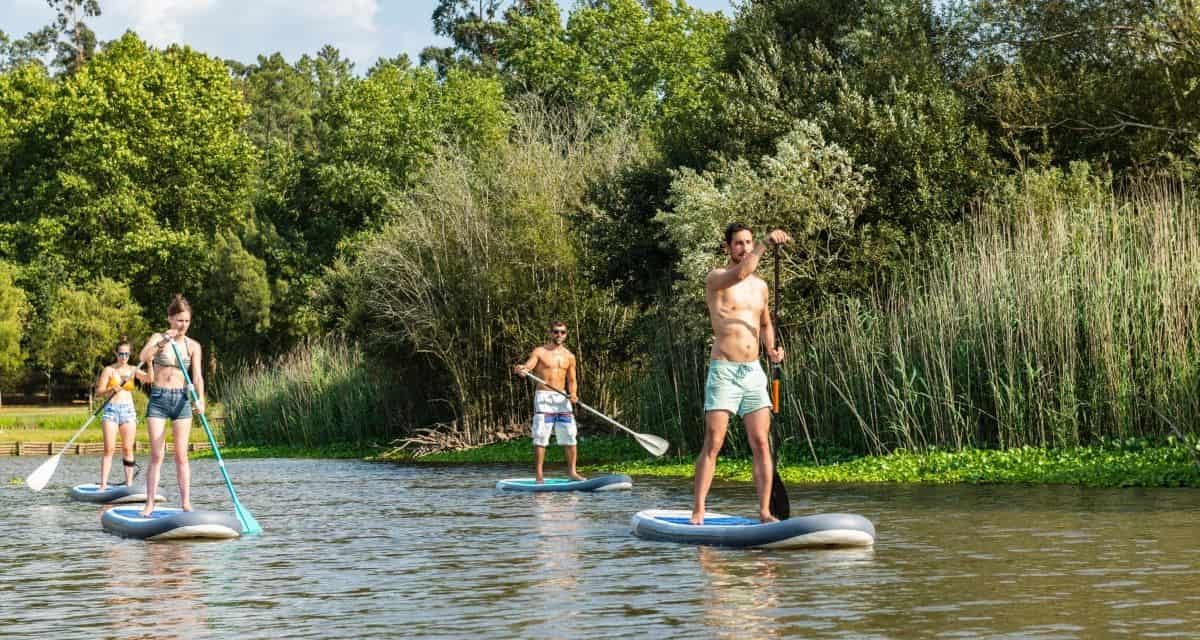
[165,337,262,535]
[768,247,791,521]
[520,370,670,457]
[26,362,145,492]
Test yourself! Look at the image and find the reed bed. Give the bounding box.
[220,338,397,446]
[787,173,1200,452]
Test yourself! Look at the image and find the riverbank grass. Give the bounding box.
[399,436,1200,488]
[193,444,384,459]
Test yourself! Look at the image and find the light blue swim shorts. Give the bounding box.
[102,402,137,425]
[703,360,771,417]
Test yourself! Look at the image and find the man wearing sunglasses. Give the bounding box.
[513,321,584,483]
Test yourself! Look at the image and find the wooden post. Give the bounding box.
[15,441,21,456]
[48,442,54,455]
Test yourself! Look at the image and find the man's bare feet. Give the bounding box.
[99,483,107,491]
[759,511,780,524]
[535,476,544,484]
[568,472,586,481]
[181,502,193,512]
[689,509,705,525]
[139,507,154,518]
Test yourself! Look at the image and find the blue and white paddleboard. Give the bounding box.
[631,509,875,548]
[496,474,633,492]
[69,483,165,504]
[101,507,241,540]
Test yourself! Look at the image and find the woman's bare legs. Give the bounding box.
[141,417,167,517]
[174,418,192,511]
[119,420,136,485]
[99,420,117,490]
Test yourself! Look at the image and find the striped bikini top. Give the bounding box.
[153,337,191,370]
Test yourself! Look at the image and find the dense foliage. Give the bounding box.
[2,0,1198,458]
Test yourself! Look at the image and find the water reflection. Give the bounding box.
[534,493,583,590]
[697,545,780,639]
[103,537,210,638]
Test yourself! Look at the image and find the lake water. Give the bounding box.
[2,456,1198,638]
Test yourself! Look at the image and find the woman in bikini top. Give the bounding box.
[136,293,206,517]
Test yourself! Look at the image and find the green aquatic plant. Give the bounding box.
[396,436,1200,488]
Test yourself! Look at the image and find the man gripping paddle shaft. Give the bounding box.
[513,321,584,483]
[692,223,791,525]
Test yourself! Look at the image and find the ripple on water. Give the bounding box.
[2,458,1200,638]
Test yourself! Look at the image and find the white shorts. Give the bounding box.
[531,390,576,447]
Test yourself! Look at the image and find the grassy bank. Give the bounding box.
[0,403,220,444]
[397,436,1200,488]
[192,444,383,459]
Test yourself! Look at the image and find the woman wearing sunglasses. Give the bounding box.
[95,336,149,490]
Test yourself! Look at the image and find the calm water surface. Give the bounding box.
[1,456,1198,639]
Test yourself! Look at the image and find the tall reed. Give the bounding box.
[220,338,398,446]
[787,170,1200,452]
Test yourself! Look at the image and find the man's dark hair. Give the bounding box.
[550,321,567,329]
[724,222,753,245]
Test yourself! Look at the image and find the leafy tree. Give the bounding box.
[420,0,516,77]
[655,122,871,317]
[943,0,1200,170]
[204,231,272,362]
[0,262,29,399]
[0,27,57,72]
[500,0,727,160]
[713,0,992,255]
[35,277,148,386]
[233,52,318,160]
[0,33,256,326]
[329,105,637,438]
[241,50,509,354]
[48,0,102,74]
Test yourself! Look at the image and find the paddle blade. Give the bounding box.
[25,454,63,492]
[635,432,670,457]
[769,471,790,521]
[232,499,263,535]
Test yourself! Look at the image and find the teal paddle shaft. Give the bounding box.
[167,338,262,535]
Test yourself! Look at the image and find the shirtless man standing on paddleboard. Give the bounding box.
[692,223,791,524]
[514,321,584,483]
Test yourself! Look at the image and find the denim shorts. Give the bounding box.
[146,387,192,421]
[102,402,137,425]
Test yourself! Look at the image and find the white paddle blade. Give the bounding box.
[25,454,63,491]
[636,433,670,457]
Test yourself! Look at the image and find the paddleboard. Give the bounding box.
[496,474,633,492]
[69,483,166,504]
[101,507,241,540]
[631,509,875,548]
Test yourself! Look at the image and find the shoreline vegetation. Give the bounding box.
[6,2,1198,490]
[5,427,1196,488]
[398,436,1200,488]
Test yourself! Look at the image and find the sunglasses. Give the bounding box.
[551,329,567,335]
[116,352,131,357]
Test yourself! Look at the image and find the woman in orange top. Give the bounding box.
[95,336,149,490]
